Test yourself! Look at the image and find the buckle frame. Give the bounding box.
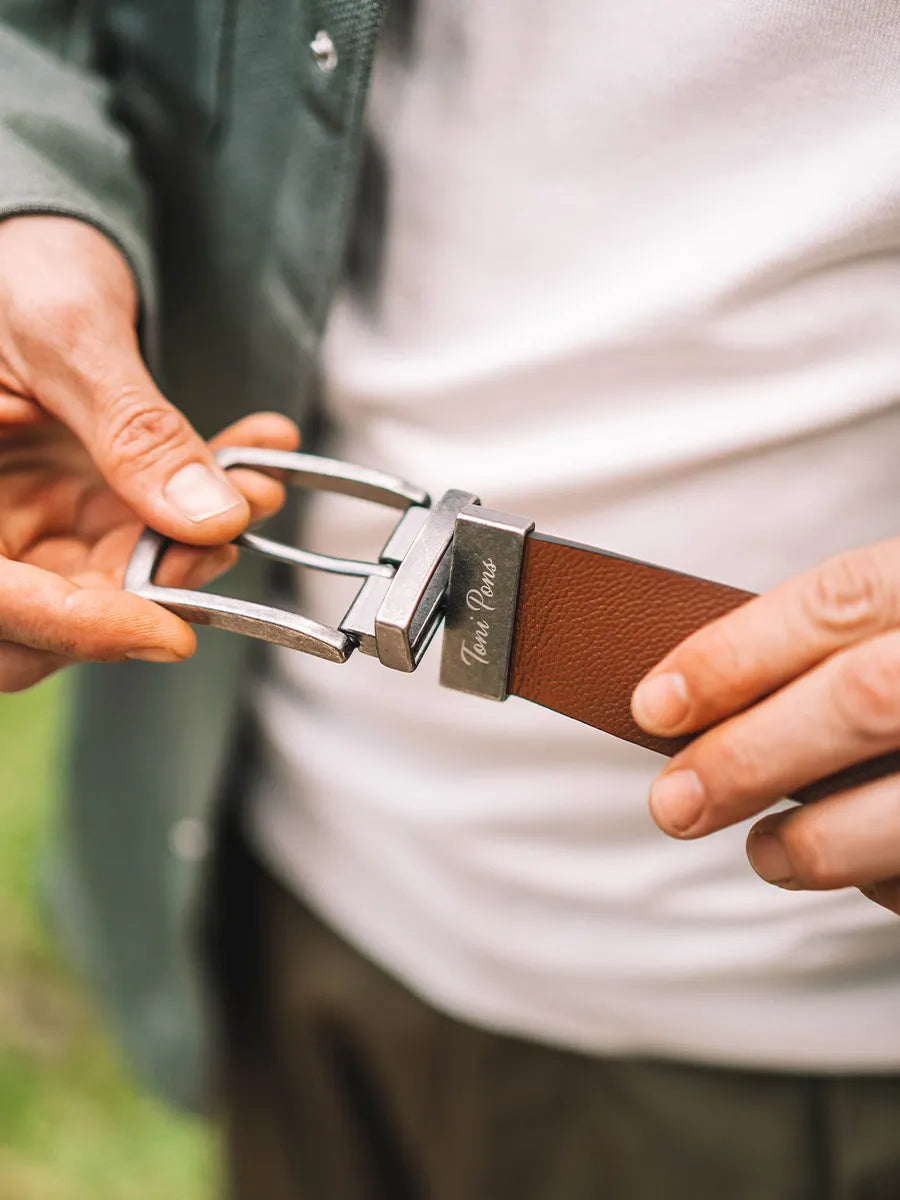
[124,447,476,669]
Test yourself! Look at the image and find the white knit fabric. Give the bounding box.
[250,0,900,1069]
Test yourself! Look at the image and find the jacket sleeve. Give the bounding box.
[0,2,156,348]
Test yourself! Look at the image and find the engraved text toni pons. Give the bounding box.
[459,558,497,668]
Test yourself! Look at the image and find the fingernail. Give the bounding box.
[632,672,690,732]
[126,647,183,663]
[747,832,796,888]
[649,768,705,835]
[164,462,244,523]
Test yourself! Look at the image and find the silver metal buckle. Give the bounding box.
[124,447,477,669]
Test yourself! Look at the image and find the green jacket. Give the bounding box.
[0,0,384,1108]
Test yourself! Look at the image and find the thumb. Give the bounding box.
[45,327,250,545]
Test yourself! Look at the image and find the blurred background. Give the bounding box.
[0,679,215,1200]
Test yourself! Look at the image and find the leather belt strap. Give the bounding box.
[508,531,900,805]
[126,449,900,806]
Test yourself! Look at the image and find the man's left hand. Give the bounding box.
[631,541,900,915]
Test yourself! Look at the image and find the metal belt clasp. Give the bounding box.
[124,447,478,669]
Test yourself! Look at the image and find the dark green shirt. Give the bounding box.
[0,0,384,1107]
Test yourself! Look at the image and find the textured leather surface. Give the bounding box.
[508,532,900,804]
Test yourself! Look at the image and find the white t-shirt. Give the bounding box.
[249,0,900,1070]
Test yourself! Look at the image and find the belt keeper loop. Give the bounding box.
[440,506,534,701]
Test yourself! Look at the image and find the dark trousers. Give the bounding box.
[205,821,900,1200]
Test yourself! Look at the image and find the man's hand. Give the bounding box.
[631,545,900,915]
[0,215,298,690]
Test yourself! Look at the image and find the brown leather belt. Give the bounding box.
[125,448,900,805]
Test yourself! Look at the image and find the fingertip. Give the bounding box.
[631,670,690,734]
[162,461,250,542]
[66,587,197,661]
[746,827,797,889]
[126,645,189,663]
[748,812,786,840]
[212,411,301,452]
[202,544,240,585]
[180,544,240,590]
[254,411,301,449]
[124,619,196,663]
[648,767,706,837]
[0,393,46,425]
[142,605,197,660]
[226,467,286,522]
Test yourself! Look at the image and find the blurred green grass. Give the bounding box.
[0,678,216,1200]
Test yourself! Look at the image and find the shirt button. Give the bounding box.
[169,817,210,862]
[310,30,338,74]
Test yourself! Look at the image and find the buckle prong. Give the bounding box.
[237,530,395,580]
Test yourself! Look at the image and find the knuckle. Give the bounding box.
[804,552,882,636]
[101,394,193,476]
[699,621,745,677]
[711,730,768,796]
[835,647,900,740]
[682,620,746,704]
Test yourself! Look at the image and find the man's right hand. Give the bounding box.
[0,214,299,691]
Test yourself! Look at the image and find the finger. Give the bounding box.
[0,388,46,426]
[0,643,69,693]
[3,220,245,542]
[861,878,900,915]
[632,542,900,737]
[75,410,297,554]
[75,543,239,592]
[30,411,299,595]
[67,525,240,595]
[0,557,196,661]
[226,468,286,524]
[138,405,297,599]
[745,776,900,892]
[154,543,240,590]
[210,411,301,521]
[20,534,90,579]
[0,435,95,561]
[209,411,300,453]
[648,627,900,839]
[32,320,249,545]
